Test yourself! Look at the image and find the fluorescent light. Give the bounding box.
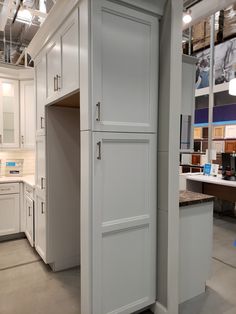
[229,78,236,96]
[183,10,192,24]
[16,9,32,24]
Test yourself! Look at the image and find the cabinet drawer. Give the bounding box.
[24,184,34,200]
[0,183,19,195]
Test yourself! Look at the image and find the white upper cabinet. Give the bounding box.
[0,78,19,148]
[92,0,158,132]
[35,54,46,136]
[46,9,79,104]
[20,80,35,149]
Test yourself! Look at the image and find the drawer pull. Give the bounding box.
[96,102,101,121]
[28,206,31,217]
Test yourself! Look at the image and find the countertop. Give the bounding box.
[0,175,35,188]
[186,174,236,187]
[179,190,215,207]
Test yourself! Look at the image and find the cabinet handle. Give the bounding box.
[0,134,2,144]
[28,206,31,217]
[96,102,101,121]
[41,202,45,214]
[97,141,101,160]
[56,75,61,90]
[21,135,24,145]
[54,76,57,91]
[40,116,45,129]
[41,177,45,190]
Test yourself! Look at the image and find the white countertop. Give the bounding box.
[186,174,236,187]
[0,175,35,188]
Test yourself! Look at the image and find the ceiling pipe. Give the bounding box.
[183,0,236,30]
[0,0,14,31]
[12,0,23,24]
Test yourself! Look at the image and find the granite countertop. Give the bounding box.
[179,190,215,207]
[0,175,35,188]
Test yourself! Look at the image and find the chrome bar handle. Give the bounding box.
[96,102,101,121]
[97,141,101,160]
[54,76,57,91]
[41,202,45,214]
[40,116,45,129]
[56,74,61,90]
[41,177,45,190]
[28,206,31,217]
[0,134,2,144]
[21,135,24,145]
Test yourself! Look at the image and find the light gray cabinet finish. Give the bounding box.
[91,132,157,314]
[92,0,158,132]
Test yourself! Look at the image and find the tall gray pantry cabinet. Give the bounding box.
[28,0,159,313]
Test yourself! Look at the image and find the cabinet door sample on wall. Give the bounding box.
[91,132,156,314]
[0,78,19,148]
[92,0,158,132]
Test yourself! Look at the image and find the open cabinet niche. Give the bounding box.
[45,92,80,271]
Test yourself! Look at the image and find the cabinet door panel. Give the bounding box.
[35,55,46,135]
[46,38,61,101]
[35,193,47,262]
[0,193,19,236]
[20,80,35,148]
[91,132,156,314]
[61,10,79,96]
[25,195,34,247]
[0,79,19,148]
[35,135,46,194]
[92,1,158,132]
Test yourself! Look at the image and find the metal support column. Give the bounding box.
[208,14,215,162]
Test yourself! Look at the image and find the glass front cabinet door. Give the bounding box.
[0,79,19,148]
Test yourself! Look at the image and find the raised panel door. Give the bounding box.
[194,127,202,139]
[0,193,19,236]
[92,0,158,132]
[213,126,224,139]
[91,132,156,314]
[225,141,236,153]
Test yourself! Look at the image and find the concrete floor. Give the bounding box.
[0,239,80,314]
[180,217,236,314]
[2,217,236,314]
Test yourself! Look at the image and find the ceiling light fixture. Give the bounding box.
[229,64,236,96]
[183,9,192,24]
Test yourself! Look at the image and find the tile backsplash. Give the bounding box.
[0,150,35,176]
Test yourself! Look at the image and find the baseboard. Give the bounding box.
[0,232,25,243]
[50,253,80,271]
[152,302,168,314]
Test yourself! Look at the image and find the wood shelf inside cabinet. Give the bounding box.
[51,89,80,108]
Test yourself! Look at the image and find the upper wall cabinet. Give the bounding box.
[46,9,79,105]
[20,80,35,149]
[92,0,158,133]
[0,78,19,148]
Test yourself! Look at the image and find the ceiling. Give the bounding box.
[0,0,55,65]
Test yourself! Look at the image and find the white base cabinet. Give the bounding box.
[0,183,20,236]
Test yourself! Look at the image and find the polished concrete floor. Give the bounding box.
[180,217,236,314]
[0,238,80,314]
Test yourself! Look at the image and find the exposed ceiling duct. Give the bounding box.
[0,0,55,66]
